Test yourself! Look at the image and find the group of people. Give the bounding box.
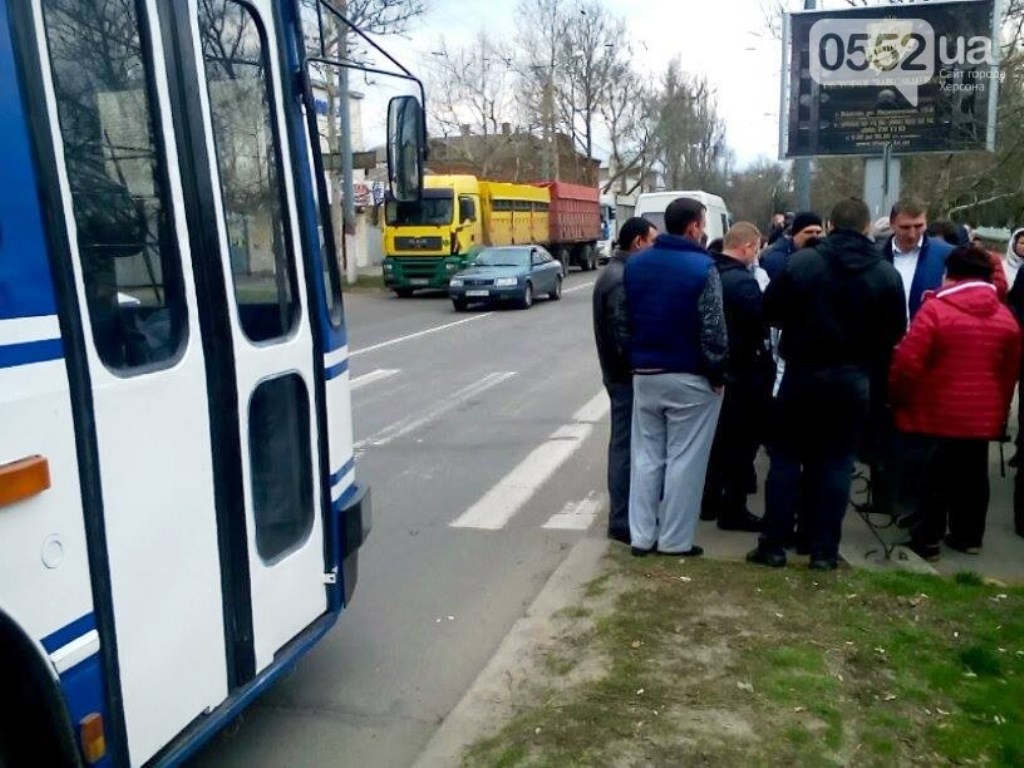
[593,195,1024,570]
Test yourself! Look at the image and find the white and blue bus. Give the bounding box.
[0,1,425,765]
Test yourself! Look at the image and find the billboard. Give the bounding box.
[782,0,1000,158]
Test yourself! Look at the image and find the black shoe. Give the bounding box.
[808,557,839,571]
[658,545,704,558]
[631,545,656,557]
[608,529,631,545]
[717,511,763,533]
[905,541,940,562]
[944,536,981,555]
[746,547,786,568]
[896,513,921,530]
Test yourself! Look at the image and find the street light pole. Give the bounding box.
[337,0,358,284]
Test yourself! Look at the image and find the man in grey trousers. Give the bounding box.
[623,198,728,557]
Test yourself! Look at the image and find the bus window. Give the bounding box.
[41,0,187,370]
[201,0,299,343]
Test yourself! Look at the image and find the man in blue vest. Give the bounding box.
[624,198,728,557]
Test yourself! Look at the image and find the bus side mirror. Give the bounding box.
[387,96,426,204]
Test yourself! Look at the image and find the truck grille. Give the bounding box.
[394,236,443,251]
[393,258,440,278]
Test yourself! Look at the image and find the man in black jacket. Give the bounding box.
[703,222,774,531]
[748,198,906,570]
[592,216,657,544]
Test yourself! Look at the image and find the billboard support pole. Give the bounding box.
[793,0,816,211]
[864,144,901,223]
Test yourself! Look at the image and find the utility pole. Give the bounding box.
[793,0,815,211]
[337,0,358,285]
[540,66,551,179]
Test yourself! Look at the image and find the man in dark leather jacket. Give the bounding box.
[592,216,657,544]
[703,222,774,532]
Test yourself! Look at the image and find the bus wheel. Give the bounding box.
[394,288,414,298]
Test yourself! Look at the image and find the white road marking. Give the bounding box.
[350,314,494,357]
[563,280,596,295]
[354,372,517,453]
[350,368,400,391]
[542,492,602,531]
[450,390,610,530]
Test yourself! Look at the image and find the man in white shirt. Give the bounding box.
[881,198,953,320]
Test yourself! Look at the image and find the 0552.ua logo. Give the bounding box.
[808,18,994,106]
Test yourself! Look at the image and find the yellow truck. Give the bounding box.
[382,174,600,296]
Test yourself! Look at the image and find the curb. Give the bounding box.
[411,535,610,768]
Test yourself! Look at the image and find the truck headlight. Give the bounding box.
[494,277,518,287]
[449,278,464,287]
[383,262,394,273]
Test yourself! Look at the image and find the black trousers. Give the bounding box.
[761,367,870,561]
[704,376,768,520]
[912,437,990,548]
[605,382,633,540]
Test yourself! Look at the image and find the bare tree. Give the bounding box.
[599,65,658,194]
[553,1,623,184]
[653,60,730,191]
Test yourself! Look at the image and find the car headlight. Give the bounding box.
[449,278,464,287]
[494,277,518,287]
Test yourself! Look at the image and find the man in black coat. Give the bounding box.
[592,216,657,544]
[703,222,774,531]
[748,198,907,571]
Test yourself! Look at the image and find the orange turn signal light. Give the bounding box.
[0,455,51,508]
[80,712,107,764]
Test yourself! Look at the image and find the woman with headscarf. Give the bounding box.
[1003,228,1024,289]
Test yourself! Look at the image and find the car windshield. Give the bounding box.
[474,248,530,268]
[386,193,454,226]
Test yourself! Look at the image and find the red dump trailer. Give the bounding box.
[538,181,602,272]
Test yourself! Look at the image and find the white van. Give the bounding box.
[634,190,733,244]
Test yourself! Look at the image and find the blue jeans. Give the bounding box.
[605,382,633,539]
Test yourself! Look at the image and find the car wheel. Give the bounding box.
[519,282,533,310]
[452,298,468,312]
[394,288,414,298]
[549,275,562,301]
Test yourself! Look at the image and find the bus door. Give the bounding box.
[31,0,229,762]
[183,0,327,672]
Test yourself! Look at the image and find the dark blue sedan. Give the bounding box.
[448,246,563,311]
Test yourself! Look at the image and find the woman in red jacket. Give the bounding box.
[890,246,1022,561]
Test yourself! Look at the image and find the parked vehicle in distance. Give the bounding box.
[634,190,732,244]
[382,176,601,296]
[449,245,563,311]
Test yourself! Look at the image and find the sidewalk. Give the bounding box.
[699,444,1024,583]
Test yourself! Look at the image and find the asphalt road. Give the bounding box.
[189,271,610,767]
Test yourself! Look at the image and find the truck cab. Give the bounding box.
[382,175,483,296]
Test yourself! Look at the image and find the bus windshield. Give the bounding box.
[386,192,453,227]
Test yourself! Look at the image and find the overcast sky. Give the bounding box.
[354,0,865,169]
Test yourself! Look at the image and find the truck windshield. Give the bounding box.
[386,197,453,226]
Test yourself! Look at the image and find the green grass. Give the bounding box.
[464,554,1024,767]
